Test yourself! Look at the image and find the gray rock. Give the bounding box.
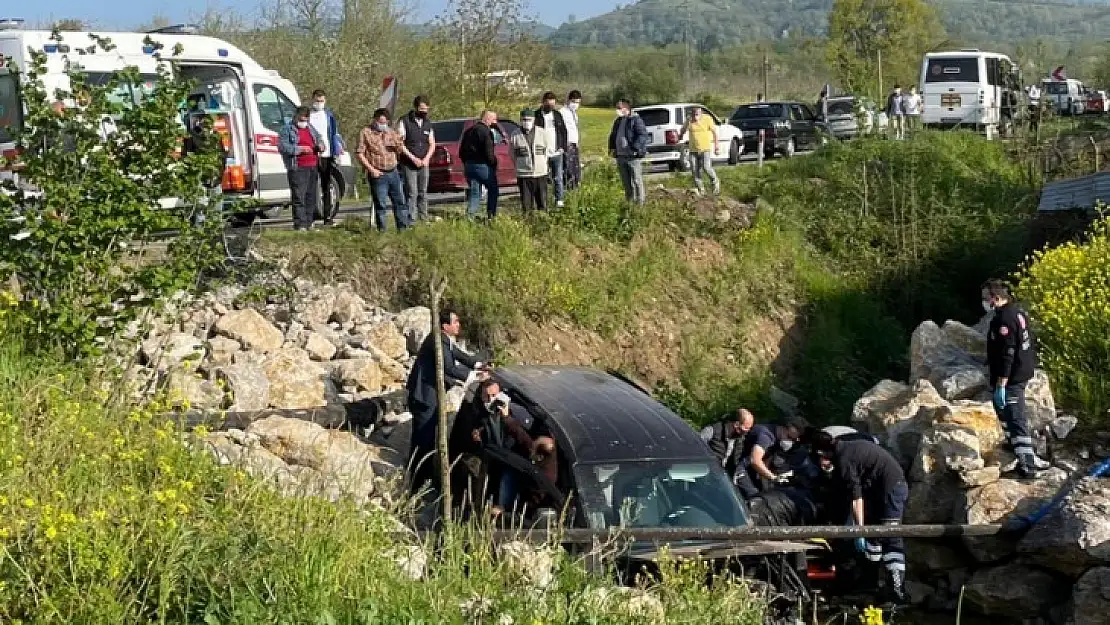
[217,363,271,412]
[261,348,328,409]
[851,378,948,467]
[1073,567,1110,625]
[141,332,205,372]
[936,364,989,401]
[331,289,367,325]
[769,385,800,417]
[165,369,224,410]
[906,423,983,524]
[295,286,337,327]
[1018,478,1110,577]
[331,359,384,394]
[1052,415,1080,440]
[304,332,337,362]
[909,320,985,388]
[207,336,241,367]
[394,306,431,355]
[359,322,408,361]
[959,465,1001,488]
[957,477,1060,563]
[214,309,284,352]
[1025,369,1059,435]
[965,562,1070,618]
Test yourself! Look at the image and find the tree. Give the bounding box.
[52,19,86,31]
[825,0,945,98]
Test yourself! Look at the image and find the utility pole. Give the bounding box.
[877,49,884,99]
[683,0,693,94]
[762,50,770,99]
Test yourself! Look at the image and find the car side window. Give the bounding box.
[801,105,816,121]
[790,105,804,121]
[253,84,297,133]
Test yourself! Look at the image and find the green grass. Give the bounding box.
[0,336,769,623]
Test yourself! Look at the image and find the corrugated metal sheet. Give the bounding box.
[1038,172,1110,213]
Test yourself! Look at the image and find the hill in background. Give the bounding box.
[548,0,1110,48]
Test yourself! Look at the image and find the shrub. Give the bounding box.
[1014,214,1110,423]
[595,67,682,107]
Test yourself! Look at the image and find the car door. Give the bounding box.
[790,104,813,148]
[494,120,522,186]
[249,82,299,203]
[703,107,728,158]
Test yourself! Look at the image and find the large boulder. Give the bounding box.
[295,285,337,327]
[933,402,1006,462]
[359,322,409,362]
[851,378,948,467]
[965,562,1070,618]
[304,332,337,362]
[165,369,224,410]
[214,309,284,352]
[331,290,367,325]
[141,332,205,372]
[261,348,329,409]
[1018,478,1110,577]
[394,306,431,355]
[957,472,1067,563]
[331,359,384,394]
[217,362,271,412]
[1025,369,1058,435]
[906,423,982,524]
[207,336,241,367]
[909,320,986,390]
[1074,568,1110,625]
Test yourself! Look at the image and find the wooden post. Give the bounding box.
[762,50,769,100]
[429,275,451,524]
[877,49,883,100]
[757,130,765,168]
[1090,136,1100,173]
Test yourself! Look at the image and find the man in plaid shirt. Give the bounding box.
[356,108,412,232]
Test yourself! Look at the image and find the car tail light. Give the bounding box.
[807,562,836,581]
[222,164,247,192]
[430,147,451,167]
[2,147,19,162]
[665,129,678,145]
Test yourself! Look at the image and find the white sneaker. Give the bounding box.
[556,200,565,208]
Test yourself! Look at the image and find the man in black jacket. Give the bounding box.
[535,91,569,208]
[982,279,1049,478]
[460,110,500,219]
[398,95,436,221]
[405,310,482,495]
[607,99,649,205]
[812,433,909,604]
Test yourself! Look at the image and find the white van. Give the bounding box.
[0,23,354,216]
[1041,78,1086,116]
[920,50,1018,139]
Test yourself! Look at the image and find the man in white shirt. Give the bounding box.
[903,86,922,135]
[397,95,437,221]
[560,89,583,190]
[535,91,568,208]
[307,89,345,224]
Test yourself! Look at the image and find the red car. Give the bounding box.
[428,118,522,193]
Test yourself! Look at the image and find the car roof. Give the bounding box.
[735,101,800,107]
[493,365,714,465]
[633,103,703,109]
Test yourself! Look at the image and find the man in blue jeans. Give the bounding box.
[459,110,500,218]
[355,108,411,231]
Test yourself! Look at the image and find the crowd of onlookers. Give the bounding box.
[278,89,594,231]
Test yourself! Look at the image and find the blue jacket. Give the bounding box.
[319,108,345,157]
[278,121,324,171]
[607,113,649,158]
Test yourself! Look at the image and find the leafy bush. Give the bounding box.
[1014,214,1110,423]
[594,68,682,107]
[0,34,225,357]
[0,338,767,623]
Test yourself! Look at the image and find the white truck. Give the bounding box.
[1041,78,1087,116]
[920,49,1020,140]
[0,21,354,216]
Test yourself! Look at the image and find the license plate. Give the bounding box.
[941,93,961,108]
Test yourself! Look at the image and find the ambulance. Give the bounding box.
[0,19,354,217]
[919,49,1020,139]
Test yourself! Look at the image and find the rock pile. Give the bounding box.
[855,316,1110,623]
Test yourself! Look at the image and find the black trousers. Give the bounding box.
[288,167,319,228]
[518,176,547,211]
[316,156,338,221]
[865,481,909,573]
[407,399,439,495]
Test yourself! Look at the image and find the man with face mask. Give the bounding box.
[510,109,549,211]
[308,89,345,225]
[701,410,806,498]
[397,95,436,222]
[982,279,1049,478]
[278,106,325,231]
[356,108,411,232]
[607,98,648,206]
[811,432,909,604]
[534,92,569,208]
[562,90,583,190]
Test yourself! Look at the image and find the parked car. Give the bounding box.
[633,103,744,171]
[729,101,823,158]
[816,96,863,140]
[427,118,522,193]
[1086,90,1109,114]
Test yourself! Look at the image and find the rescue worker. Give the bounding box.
[982,280,1050,478]
[701,410,808,498]
[811,432,908,604]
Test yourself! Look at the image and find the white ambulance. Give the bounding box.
[0,20,354,216]
[919,49,1019,139]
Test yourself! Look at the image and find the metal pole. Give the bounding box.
[404,524,1005,544]
[878,49,883,99]
[762,51,770,100]
[430,276,451,523]
[758,130,765,168]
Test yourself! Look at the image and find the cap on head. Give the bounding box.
[520,108,534,120]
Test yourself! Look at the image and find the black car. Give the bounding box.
[729,101,825,158]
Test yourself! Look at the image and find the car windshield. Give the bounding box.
[574,460,749,529]
[432,120,467,143]
[0,73,19,143]
[826,100,855,116]
[925,57,980,83]
[636,108,671,126]
[731,104,785,120]
[1043,81,1069,95]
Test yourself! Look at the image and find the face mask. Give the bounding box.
[416,110,428,119]
[780,440,794,451]
[568,102,580,111]
[821,464,834,475]
[313,102,325,111]
[374,123,389,132]
[296,121,308,129]
[521,120,534,131]
[982,300,994,313]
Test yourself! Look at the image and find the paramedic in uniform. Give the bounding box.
[982,279,1049,479]
[811,432,908,604]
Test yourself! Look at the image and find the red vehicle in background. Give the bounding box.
[428,118,522,193]
[1086,90,1109,113]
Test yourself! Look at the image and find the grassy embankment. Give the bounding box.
[268,130,1037,425]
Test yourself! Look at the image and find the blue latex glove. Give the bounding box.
[993,386,1007,412]
[854,537,868,554]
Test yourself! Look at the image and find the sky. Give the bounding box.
[22,0,604,31]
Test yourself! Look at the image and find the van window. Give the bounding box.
[925,57,980,83]
[253,84,297,134]
[637,108,671,127]
[1044,81,1069,95]
[0,73,20,143]
[83,72,159,108]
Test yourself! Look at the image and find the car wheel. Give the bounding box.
[314,169,345,221]
[782,138,796,158]
[728,138,741,165]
